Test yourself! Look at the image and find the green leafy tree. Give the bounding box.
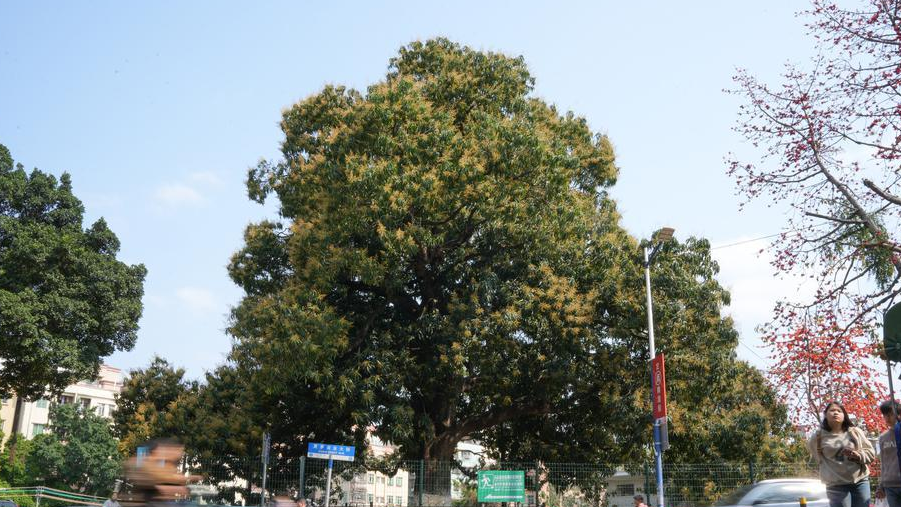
[25,403,122,494]
[452,478,477,507]
[230,36,621,462]
[484,241,801,460]
[113,357,199,454]
[174,365,267,506]
[113,358,261,457]
[224,39,796,490]
[186,365,261,458]
[0,143,147,399]
[0,434,32,486]
[111,359,263,505]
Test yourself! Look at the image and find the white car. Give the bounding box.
[713,479,828,507]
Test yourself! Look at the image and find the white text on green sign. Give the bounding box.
[477,471,525,502]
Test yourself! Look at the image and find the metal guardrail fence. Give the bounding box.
[0,486,105,507]
[172,459,825,507]
[0,461,853,507]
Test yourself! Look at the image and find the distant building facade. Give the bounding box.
[0,364,123,445]
[604,469,655,507]
[339,434,410,506]
[451,440,487,500]
[0,397,15,441]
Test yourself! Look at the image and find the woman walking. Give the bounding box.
[807,402,876,507]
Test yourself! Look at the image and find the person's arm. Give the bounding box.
[856,427,877,464]
[878,433,887,491]
[808,431,822,463]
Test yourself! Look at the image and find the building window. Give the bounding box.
[368,495,373,504]
[59,394,74,405]
[78,397,91,410]
[616,484,635,496]
[388,477,393,486]
[368,474,374,484]
[396,477,402,487]
[32,424,45,436]
[35,399,49,409]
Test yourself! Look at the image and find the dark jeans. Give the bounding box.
[884,486,901,507]
[827,480,870,507]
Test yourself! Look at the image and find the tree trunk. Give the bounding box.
[8,396,24,463]
[413,436,461,504]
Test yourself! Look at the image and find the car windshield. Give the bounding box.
[713,484,758,507]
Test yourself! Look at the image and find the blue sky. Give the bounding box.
[0,1,814,379]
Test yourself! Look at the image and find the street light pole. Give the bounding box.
[644,244,658,366]
[643,227,673,507]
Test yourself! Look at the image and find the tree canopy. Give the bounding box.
[728,0,901,428]
[113,356,199,454]
[225,38,794,468]
[25,403,122,495]
[764,318,885,432]
[0,143,146,399]
[114,358,260,459]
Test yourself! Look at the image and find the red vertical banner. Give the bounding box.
[652,354,667,420]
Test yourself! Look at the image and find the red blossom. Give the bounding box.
[763,309,886,432]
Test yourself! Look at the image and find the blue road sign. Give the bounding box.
[307,442,355,462]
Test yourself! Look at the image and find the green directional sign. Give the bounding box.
[886,303,901,362]
[477,471,525,503]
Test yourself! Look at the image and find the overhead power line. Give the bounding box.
[711,232,784,251]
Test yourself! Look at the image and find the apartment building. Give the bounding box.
[605,469,656,507]
[334,437,495,507]
[0,364,123,443]
[345,469,410,507]
[340,434,410,506]
[0,397,15,440]
[451,440,487,500]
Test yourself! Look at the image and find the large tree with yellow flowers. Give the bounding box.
[225,39,794,473]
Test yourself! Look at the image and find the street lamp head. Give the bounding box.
[645,227,675,266]
[654,227,675,243]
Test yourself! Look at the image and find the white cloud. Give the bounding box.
[175,287,217,314]
[152,171,226,211]
[154,183,204,208]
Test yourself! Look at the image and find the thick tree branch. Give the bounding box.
[863,178,901,206]
[453,399,551,438]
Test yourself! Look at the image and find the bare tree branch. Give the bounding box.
[864,178,901,206]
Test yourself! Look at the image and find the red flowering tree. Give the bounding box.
[763,309,886,432]
[730,0,901,331]
[731,0,901,426]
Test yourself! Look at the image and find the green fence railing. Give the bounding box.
[169,459,824,507]
[0,486,105,507]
